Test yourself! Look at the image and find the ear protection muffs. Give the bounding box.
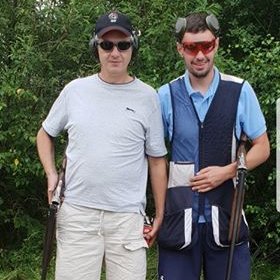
[205,14,220,37]
[89,33,99,60]
[175,13,220,42]
[89,29,141,61]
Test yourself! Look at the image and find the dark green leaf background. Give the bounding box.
[0,0,279,278]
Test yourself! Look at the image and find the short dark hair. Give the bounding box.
[184,12,209,33]
[175,12,220,42]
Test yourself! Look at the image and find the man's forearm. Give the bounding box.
[225,132,270,179]
[148,156,168,220]
[245,132,270,171]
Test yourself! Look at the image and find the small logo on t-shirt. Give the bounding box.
[126,107,135,113]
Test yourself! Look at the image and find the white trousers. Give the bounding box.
[55,202,148,280]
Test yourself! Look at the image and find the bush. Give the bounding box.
[0,0,279,273]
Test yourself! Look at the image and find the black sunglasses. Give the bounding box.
[97,40,132,52]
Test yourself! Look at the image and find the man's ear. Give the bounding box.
[215,37,220,51]
[176,42,184,57]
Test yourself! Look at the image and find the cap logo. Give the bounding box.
[108,12,118,23]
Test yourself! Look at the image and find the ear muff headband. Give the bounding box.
[175,13,220,42]
[175,17,187,42]
[89,34,99,60]
[205,14,220,37]
[89,29,140,60]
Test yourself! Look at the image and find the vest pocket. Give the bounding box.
[157,208,197,250]
[209,205,249,248]
[168,161,194,188]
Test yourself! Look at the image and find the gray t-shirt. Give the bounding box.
[43,74,167,213]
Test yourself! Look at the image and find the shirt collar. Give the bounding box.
[183,67,220,99]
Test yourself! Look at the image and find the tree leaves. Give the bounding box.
[0,0,279,264]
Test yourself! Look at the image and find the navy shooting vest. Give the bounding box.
[158,74,249,250]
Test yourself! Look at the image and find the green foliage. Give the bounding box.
[1,242,280,279]
[0,0,279,275]
[251,260,280,280]
[0,223,44,279]
[218,32,280,262]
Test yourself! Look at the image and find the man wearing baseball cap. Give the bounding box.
[37,11,167,280]
[95,11,134,37]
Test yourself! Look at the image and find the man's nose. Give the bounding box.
[110,45,121,55]
[195,50,205,58]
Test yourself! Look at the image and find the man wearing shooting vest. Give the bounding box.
[157,12,270,280]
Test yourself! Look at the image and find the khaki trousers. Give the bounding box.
[55,202,148,280]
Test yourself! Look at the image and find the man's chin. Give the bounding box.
[190,61,212,78]
[191,69,210,78]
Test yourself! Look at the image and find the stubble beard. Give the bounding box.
[190,68,210,78]
[189,58,213,79]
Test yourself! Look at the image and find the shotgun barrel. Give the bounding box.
[225,134,247,280]
[41,157,66,280]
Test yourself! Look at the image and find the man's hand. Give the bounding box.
[143,216,162,247]
[190,164,236,192]
[47,172,58,204]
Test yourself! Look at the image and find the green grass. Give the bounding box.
[1,246,280,280]
[251,261,280,280]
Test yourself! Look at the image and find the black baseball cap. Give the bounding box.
[95,12,133,37]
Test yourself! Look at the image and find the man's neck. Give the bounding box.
[189,69,215,95]
[98,72,134,84]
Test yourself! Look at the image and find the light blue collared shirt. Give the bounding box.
[159,67,266,142]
